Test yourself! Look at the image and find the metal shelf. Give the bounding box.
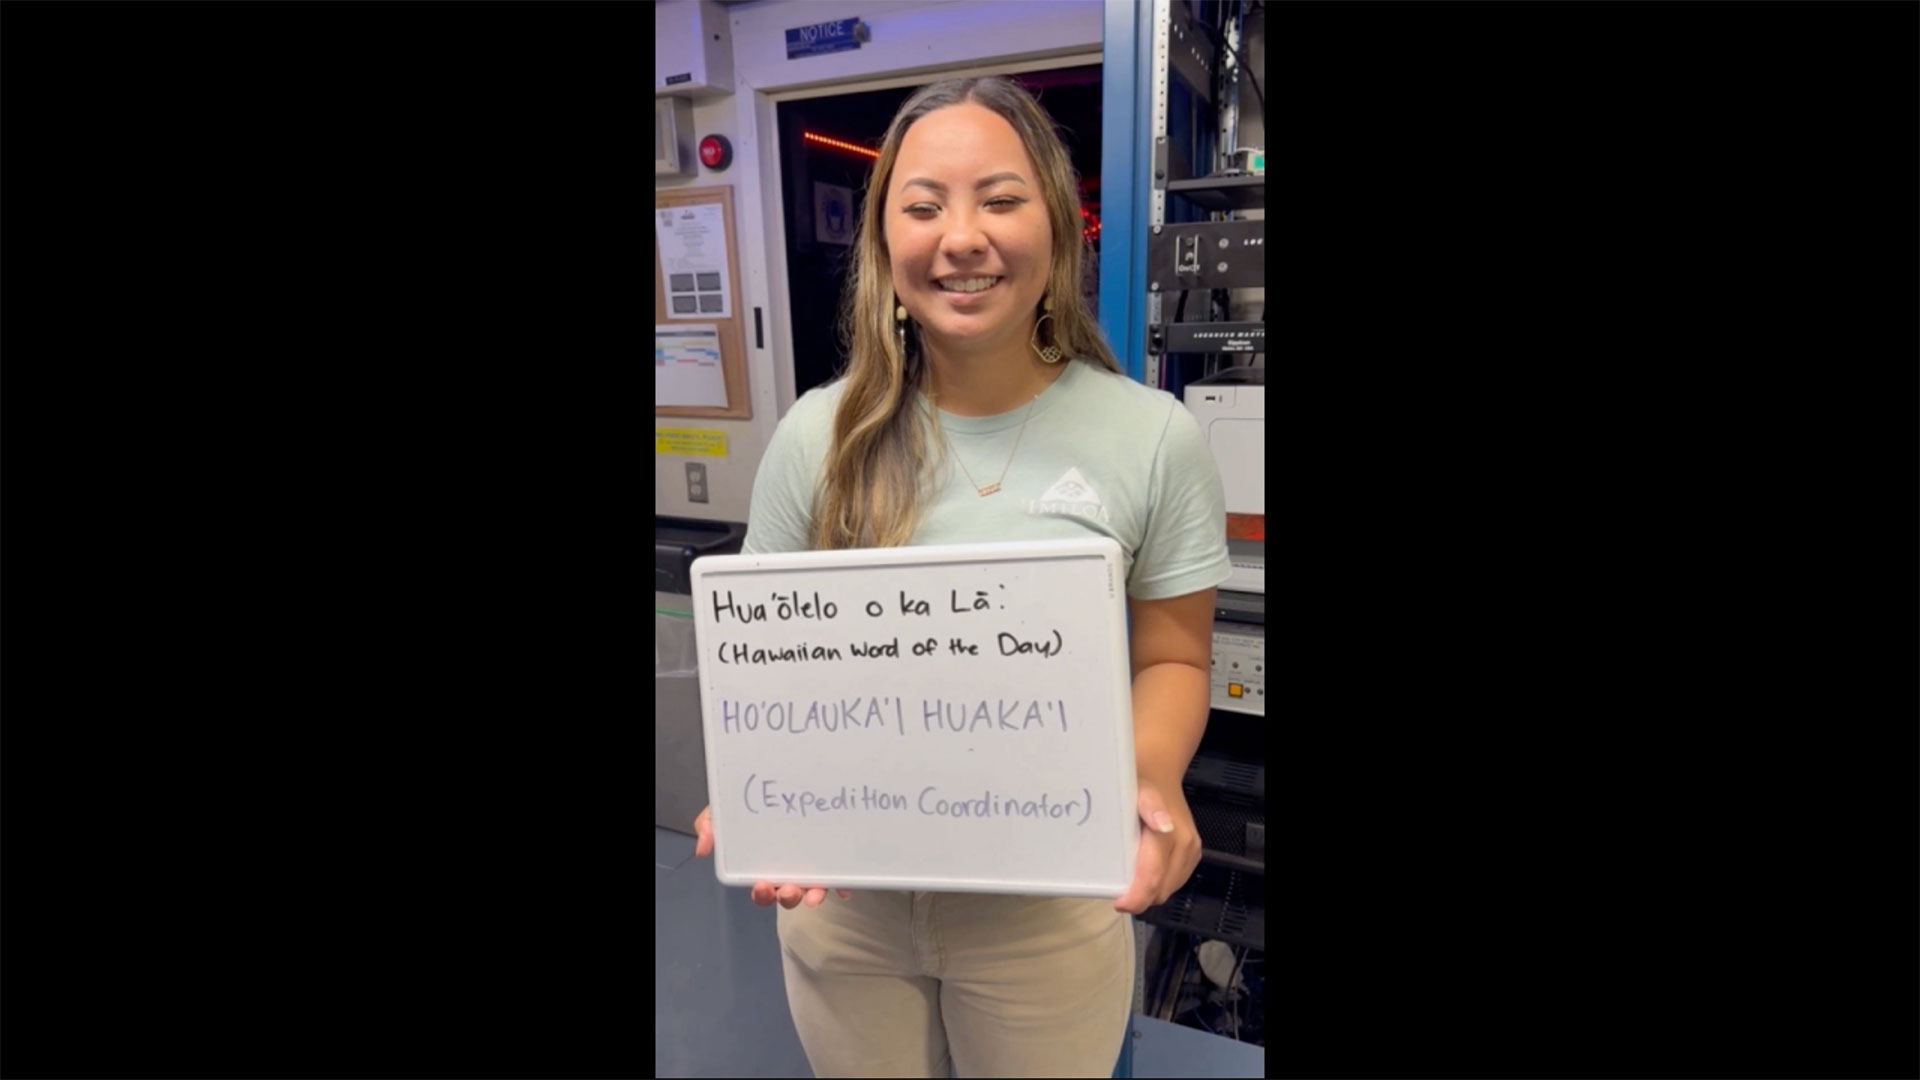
[1185,747,1265,877]
[1185,751,1264,801]
[1193,799,1263,866]
[1189,789,1262,867]
[1142,863,1265,952]
[1165,174,1265,212]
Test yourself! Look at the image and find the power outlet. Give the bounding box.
[685,461,708,503]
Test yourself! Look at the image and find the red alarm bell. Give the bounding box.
[698,134,732,171]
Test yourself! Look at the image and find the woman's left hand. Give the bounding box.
[1114,778,1202,914]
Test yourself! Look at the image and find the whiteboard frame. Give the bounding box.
[689,537,1139,897]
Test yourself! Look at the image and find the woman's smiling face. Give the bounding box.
[884,102,1054,356]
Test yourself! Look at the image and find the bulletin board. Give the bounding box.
[656,186,752,420]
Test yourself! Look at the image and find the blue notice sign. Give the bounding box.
[786,18,869,60]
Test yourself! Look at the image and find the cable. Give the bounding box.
[1226,947,1247,1041]
[1194,14,1264,120]
[1154,931,1186,1019]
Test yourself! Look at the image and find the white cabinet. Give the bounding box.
[655,0,734,100]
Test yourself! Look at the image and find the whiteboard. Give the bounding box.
[690,538,1138,897]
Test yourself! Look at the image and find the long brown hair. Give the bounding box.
[811,76,1122,550]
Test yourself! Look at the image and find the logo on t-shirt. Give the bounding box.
[1028,467,1111,523]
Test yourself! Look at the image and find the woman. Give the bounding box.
[692,76,1229,1079]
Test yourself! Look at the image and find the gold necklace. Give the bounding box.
[945,393,1037,497]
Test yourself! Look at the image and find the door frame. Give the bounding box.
[740,52,1104,417]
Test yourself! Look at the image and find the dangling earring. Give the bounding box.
[894,302,909,361]
[1031,295,1064,364]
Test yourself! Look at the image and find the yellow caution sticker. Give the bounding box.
[655,428,728,457]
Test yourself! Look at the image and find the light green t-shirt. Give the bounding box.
[743,358,1231,601]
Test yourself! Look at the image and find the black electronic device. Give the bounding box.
[1148,220,1265,292]
[654,517,746,594]
[1154,321,1265,355]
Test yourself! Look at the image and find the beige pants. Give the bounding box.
[776,890,1134,1079]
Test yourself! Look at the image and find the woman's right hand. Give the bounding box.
[692,805,850,909]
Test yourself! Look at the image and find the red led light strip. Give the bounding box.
[802,131,879,159]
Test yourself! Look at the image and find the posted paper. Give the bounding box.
[657,204,732,320]
[656,324,728,408]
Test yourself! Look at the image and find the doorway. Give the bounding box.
[774,65,1106,399]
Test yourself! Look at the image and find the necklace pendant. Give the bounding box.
[975,482,1001,496]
